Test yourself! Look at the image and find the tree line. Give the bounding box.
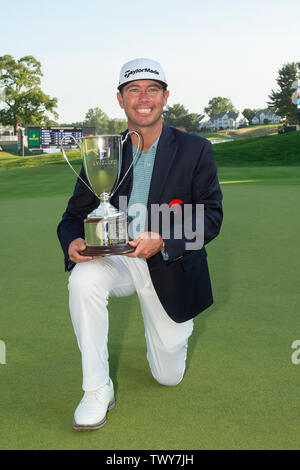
[0,54,299,135]
[60,108,128,135]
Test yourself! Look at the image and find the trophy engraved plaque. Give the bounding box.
[61,132,141,256]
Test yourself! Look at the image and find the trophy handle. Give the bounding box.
[61,135,97,197]
[110,131,142,198]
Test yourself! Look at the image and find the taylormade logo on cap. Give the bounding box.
[124,68,160,79]
[118,58,167,89]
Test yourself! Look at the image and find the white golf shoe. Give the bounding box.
[73,380,115,430]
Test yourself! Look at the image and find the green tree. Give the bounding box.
[62,111,127,134]
[267,62,300,124]
[184,113,200,133]
[163,103,189,127]
[0,54,58,134]
[204,96,236,117]
[163,104,199,132]
[106,118,127,134]
[83,107,110,134]
[242,108,259,123]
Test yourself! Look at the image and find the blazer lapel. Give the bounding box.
[112,125,178,210]
[147,124,178,208]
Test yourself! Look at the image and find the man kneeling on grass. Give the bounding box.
[57,58,223,430]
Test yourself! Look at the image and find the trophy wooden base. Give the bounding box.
[80,244,135,257]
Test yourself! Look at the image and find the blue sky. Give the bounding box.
[1,0,299,122]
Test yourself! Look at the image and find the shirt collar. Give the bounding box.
[133,131,161,153]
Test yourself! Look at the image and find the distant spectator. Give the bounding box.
[278,124,287,134]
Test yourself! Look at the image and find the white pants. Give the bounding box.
[68,256,194,391]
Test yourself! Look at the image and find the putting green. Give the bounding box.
[220,180,256,184]
[0,165,299,449]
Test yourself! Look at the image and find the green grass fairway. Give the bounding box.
[213,132,300,166]
[0,163,300,450]
[1,131,300,171]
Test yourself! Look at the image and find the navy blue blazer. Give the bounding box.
[57,124,223,322]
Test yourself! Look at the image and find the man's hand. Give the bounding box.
[123,232,164,259]
[68,238,101,263]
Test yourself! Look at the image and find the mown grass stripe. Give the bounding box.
[220,180,256,184]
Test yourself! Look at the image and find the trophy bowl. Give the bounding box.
[61,133,141,256]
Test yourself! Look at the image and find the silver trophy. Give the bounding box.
[61,132,141,256]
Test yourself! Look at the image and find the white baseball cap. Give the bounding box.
[118,58,167,90]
